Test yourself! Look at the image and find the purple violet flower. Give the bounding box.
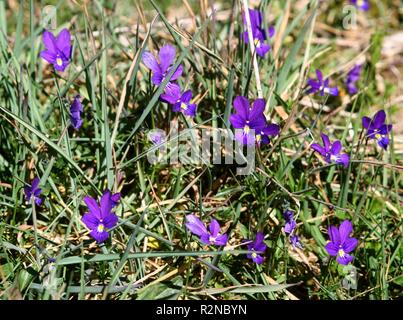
[345,64,362,95]
[185,215,228,246]
[230,96,279,145]
[40,28,72,72]
[283,210,297,234]
[307,70,339,96]
[350,0,370,11]
[290,235,302,249]
[70,95,83,130]
[142,44,183,86]
[242,8,262,34]
[246,232,267,265]
[81,189,120,243]
[24,177,43,206]
[311,133,350,168]
[242,8,275,57]
[362,110,392,150]
[110,192,121,207]
[325,220,358,265]
[160,83,197,117]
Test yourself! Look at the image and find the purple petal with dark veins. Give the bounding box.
[311,143,325,156]
[24,186,32,201]
[184,104,197,117]
[84,196,101,219]
[262,123,280,136]
[31,177,40,190]
[306,79,320,94]
[42,30,57,53]
[39,50,56,64]
[172,102,182,113]
[200,234,211,245]
[181,90,193,104]
[268,26,275,38]
[372,110,386,129]
[82,213,100,230]
[35,197,43,206]
[316,69,323,83]
[209,219,220,237]
[283,210,294,221]
[377,136,389,150]
[90,229,109,243]
[343,237,358,253]
[110,193,121,207]
[321,133,331,152]
[151,71,163,86]
[55,28,71,59]
[253,254,264,265]
[33,188,42,197]
[379,124,392,135]
[103,214,119,229]
[327,86,339,96]
[158,44,176,73]
[336,253,354,265]
[362,116,371,129]
[336,153,350,168]
[331,140,342,155]
[170,64,183,81]
[160,82,181,104]
[233,96,250,120]
[214,234,228,246]
[255,232,264,244]
[142,51,160,73]
[230,114,246,129]
[70,96,83,112]
[100,190,113,219]
[256,43,270,57]
[249,116,267,131]
[254,242,267,252]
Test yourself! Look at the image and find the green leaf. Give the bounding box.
[0,106,99,193]
[196,282,301,295]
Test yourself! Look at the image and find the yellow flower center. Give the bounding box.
[97,224,105,233]
[209,236,216,243]
[256,134,261,143]
[375,133,382,140]
[251,252,257,259]
[338,249,345,258]
[244,125,250,134]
